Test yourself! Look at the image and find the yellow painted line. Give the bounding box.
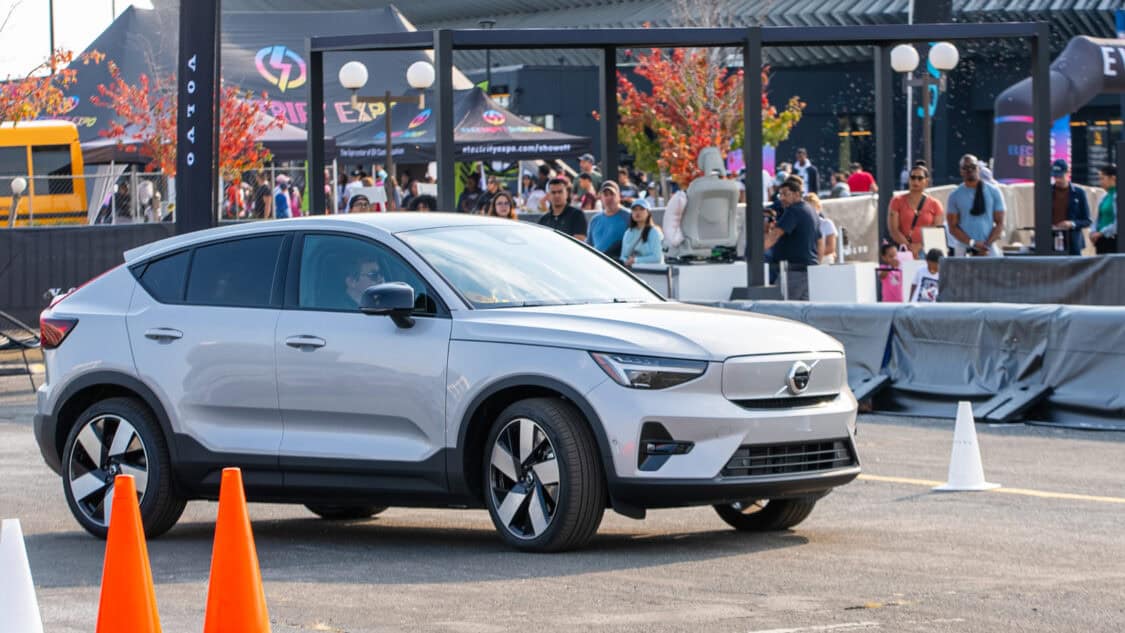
[858,474,1125,505]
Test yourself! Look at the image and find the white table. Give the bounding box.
[807,262,877,303]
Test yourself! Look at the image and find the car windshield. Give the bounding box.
[398,223,662,309]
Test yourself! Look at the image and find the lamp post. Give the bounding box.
[892,42,959,172]
[338,60,435,183]
[7,177,27,228]
[479,19,496,93]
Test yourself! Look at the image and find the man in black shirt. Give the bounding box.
[538,177,587,240]
[457,176,483,213]
[765,177,820,300]
[250,170,273,218]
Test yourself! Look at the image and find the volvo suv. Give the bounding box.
[34,214,859,552]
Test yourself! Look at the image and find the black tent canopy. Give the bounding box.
[334,87,590,162]
[60,4,475,163]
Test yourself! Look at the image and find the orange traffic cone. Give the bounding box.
[203,467,270,633]
[96,474,162,633]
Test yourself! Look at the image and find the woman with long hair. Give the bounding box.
[620,198,664,266]
[488,190,519,220]
[888,161,945,257]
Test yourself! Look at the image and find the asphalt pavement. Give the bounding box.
[1,378,1123,633]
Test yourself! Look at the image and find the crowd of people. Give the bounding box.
[214,143,1120,301]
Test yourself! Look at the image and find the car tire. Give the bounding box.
[61,397,185,539]
[304,505,387,520]
[713,497,818,531]
[483,397,606,552]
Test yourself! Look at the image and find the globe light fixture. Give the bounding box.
[7,176,27,228]
[406,61,435,90]
[338,60,436,187]
[893,42,960,172]
[890,44,920,74]
[928,42,960,72]
[338,61,369,91]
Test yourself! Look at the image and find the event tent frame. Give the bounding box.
[305,23,1052,290]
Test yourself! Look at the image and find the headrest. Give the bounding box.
[697,147,725,177]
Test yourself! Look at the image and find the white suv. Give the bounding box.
[34,214,859,552]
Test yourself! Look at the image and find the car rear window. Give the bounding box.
[137,250,190,303]
[185,235,285,308]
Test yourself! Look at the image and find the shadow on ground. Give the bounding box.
[26,516,807,589]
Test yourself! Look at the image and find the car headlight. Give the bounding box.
[590,352,708,390]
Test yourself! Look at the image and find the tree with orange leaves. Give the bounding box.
[618,47,803,187]
[0,49,104,124]
[92,62,285,179]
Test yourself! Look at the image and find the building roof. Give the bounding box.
[218,1,1118,68]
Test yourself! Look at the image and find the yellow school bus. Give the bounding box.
[1,121,87,226]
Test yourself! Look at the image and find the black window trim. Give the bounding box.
[285,230,450,318]
[130,232,292,309]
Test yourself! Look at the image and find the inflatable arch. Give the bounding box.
[993,36,1125,182]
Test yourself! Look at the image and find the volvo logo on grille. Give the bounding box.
[786,361,812,395]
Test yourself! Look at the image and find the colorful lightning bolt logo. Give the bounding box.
[255,46,307,93]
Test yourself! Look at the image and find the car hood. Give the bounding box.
[451,302,843,361]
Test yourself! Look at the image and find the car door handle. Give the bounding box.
[285,335,326,349]
[144,328,183,341]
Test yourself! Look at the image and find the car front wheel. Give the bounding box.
[483,398,605,552]
[61,397,185,539]
[713,497,818,531]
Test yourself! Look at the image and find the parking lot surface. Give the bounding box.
[2,382,1123,633]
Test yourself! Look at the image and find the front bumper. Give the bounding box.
[585,361,860,508]
[611,466,861,509]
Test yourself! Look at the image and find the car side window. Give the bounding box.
[298,234,438,314]
[185,235,285,308]
[136,250,190,303]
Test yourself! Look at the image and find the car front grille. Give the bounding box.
[731,394,838,409]
[721,439,855,478]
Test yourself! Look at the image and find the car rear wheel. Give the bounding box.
[483,398,605,552]
[305,505,387,520]
[713,497,818,531]
[61,397,185,539]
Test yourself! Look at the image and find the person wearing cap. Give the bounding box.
[620,197,664,266]
[1049,159,1091,255]
[588,180,629,258]
[578,152,603,190]
[947,154,1006,256]
[348,194,372,213]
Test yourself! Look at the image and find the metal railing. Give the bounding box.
[2,172,171,227]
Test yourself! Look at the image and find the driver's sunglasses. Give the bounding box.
[364,269,383,280]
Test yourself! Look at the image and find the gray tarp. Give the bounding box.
[940,255,1125,306]
[886,303,1055,398]
[1043,306,1125,417]
[714,300,1125,428]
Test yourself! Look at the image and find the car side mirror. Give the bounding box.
[360,282,415,328]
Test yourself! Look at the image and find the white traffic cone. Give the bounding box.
[933,401,1000,492]
[0,519,45,633]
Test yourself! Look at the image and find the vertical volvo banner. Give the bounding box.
[175,0,221,234]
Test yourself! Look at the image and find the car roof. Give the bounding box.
[123,213,529,263]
